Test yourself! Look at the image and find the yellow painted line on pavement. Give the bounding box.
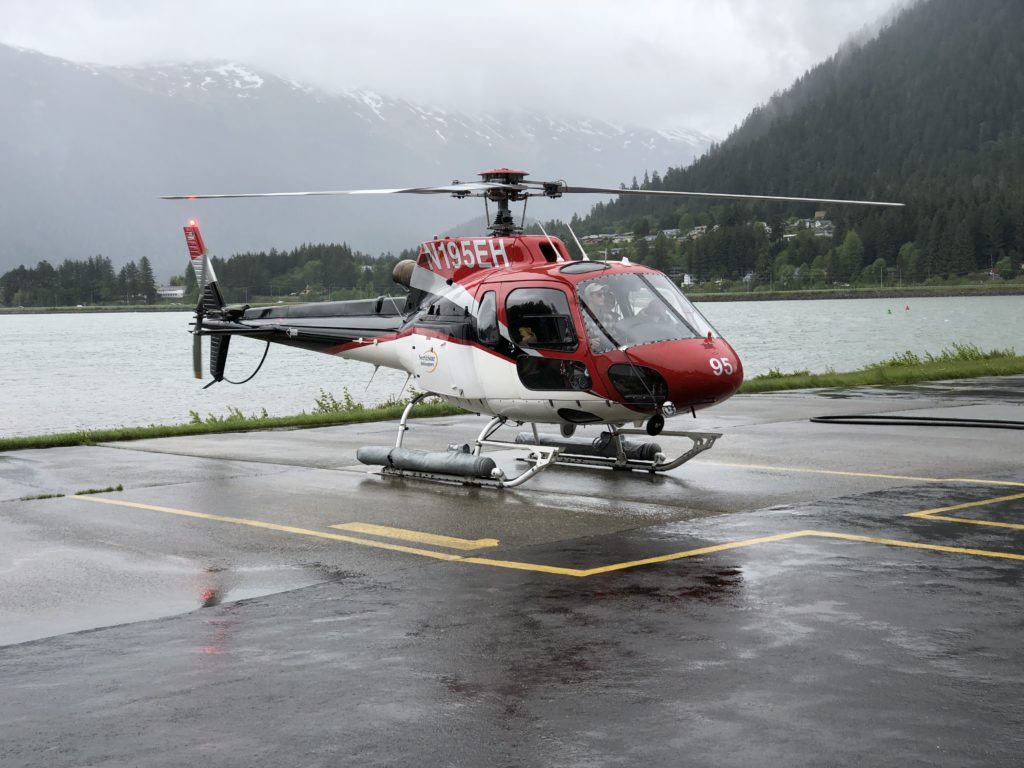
[75,495,581,575]
[802,531,1024,561]
[77,496,465,563]
[571,529,1024,574]
[700,461,1024,488]
[73,494,1024,577]
[572,532,808,576]
[330,522,499,550]
[905,492,1024,530]
[702,462,1024,529]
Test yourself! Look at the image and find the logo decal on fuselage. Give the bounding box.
[418,347,439,373]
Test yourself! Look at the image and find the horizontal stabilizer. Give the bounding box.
[210,335,230,382]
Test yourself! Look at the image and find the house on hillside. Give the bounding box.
[157,286,185,300]
[786,216,834,239]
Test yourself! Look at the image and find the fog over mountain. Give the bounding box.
[0,44,714,278]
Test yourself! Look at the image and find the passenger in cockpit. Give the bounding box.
[518,326,537,346]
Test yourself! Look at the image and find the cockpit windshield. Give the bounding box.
[578,273,717,352]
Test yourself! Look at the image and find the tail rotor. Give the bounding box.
[192,311,204,379]
[184,220,225,381]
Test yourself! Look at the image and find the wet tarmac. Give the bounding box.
[1,376,1023,767]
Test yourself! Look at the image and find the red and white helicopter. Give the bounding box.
[166,168,902,487]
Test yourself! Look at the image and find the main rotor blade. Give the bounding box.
[163,179,903,208]
[161,181,523,200]
[558,185,905,208]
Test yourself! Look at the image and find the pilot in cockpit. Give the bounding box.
[583,282,620,328]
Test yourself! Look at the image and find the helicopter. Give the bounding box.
[165,168,903,488]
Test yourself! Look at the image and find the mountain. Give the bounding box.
[0,45,713,278]
[580,0,1024,284]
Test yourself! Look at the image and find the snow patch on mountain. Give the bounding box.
[0,43,717,272]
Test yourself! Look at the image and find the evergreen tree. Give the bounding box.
[649,233,671,271]
[834,231,865,283]
[118,261,140,304]
[138,256,158,304]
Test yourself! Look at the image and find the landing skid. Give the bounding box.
[518,426,721,474]
[355,394,720,488]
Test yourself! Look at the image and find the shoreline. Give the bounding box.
[687,284,1024,302]
[4,364,1022,453]
[0,304,189,315]
[2,284,1023,314]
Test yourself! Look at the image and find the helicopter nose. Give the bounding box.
[697,341,744,406]
[625,338,744,412]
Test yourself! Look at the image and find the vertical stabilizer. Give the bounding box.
[184,220,229,379]
[184,220,225,312]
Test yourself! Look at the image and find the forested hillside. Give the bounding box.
[6,0,1022,307]
[577,0,1024,289]
[0,244,405,307]
[1,256,159,306]
[194,244,408,304]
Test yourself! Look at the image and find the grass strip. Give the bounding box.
[741,345,1024,393]
[75,485,124,495]
[1,400,465,452]
[4,346,1022,452]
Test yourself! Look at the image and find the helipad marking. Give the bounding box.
[573,529,1024,575]
[74,494,1024,577]
[800,531,1024,561]
[330,522,499,550]
[77,496,465,563]
[906,492,1024,530]
[700,461,1024,488]
[75,496,580,574]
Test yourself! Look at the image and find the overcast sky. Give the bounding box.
[2,0,898,137]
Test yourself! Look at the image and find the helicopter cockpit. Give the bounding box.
[577,272,717,352]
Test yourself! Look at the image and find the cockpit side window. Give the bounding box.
[505,287,578,351]
[477,291,499,346]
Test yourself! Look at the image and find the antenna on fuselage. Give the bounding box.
[535,220,565,263]
[564,222,590,261]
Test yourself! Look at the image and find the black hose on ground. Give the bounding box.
[810,414,1024,430]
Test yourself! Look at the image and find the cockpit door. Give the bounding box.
[501,284,592,392]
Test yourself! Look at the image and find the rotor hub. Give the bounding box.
[478,169,530,236]
[479,168,528,185]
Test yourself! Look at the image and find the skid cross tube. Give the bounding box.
[473,417,561,488]
[368,400,562,488]
[616,427,721,472]
[521,426,721,474]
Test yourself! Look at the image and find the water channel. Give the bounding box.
[2,295,1021,437]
